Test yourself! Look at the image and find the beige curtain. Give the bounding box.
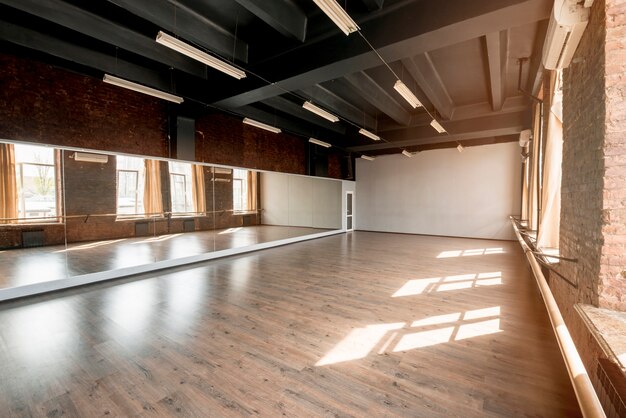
[537,71,563,249]
[144,159,163,216]
[527,103,541,231]
[0,143,18,223]
[247,171,257,211]
[191,164,206,214]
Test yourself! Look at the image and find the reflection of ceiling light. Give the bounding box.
[402,150,413,158]
[431,119,446,133]
[312,0,360,36]
[309,138,332,148]
[156,31,246,79]
[361,155,375,161]
[303,101,340,122]
[103,74,184,103]
[457,144,464,153]
[393,80,422,108]
[359,128,380,141]
[243,118,281,133]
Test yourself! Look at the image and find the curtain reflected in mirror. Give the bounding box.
[0,140,343,294]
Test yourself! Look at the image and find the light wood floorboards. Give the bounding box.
[0,232,581,417]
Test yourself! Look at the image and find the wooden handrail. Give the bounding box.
[510,217,606,418]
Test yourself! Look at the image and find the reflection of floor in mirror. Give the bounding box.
[0,232,579,417]
[0,225,331,289]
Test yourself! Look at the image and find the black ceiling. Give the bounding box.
[0,0,551,155]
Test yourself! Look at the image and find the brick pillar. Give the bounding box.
[599,0,626,310]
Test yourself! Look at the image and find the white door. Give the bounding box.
[346,191,354,231]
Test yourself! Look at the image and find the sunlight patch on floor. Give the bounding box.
[392,272,503,297]
[437,248,505,258]
[317,307,501,366]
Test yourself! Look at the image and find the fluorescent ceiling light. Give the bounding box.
[393,80,422,108]
[402,150,413,158]
[457,144,464,153]
[303,101,340,122]
[312,0,360,36]
[102,74,184,104]
[156,31,246,80]
[361,155,375,161]
[359,128,380,141]
[309,138,332,148]
[431,119,446,134]
[243,118,281,134]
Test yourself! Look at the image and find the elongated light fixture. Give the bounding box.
[309,138,332,148]
[361,155,375,161]
[303,101,339,122]
[402,150,413,158]
[430,119,446,134]
[393,80,422,108]
[243,118,281,134]
[457,144,464,153]
[156,31,246,80]
[103,74,184,104]
[312,0,360,36]
[359,128,380,141]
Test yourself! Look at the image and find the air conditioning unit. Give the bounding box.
[542,0,592,70]
[519,129,532,147]
[72,152,109,163]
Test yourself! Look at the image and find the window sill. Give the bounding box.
[576,304,626,373]
[115,215,165,222]
[232,210,258,215]
[0,221,63,227]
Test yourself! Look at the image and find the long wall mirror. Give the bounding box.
[0,140,344,297]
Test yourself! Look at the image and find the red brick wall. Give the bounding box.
[600,0,626,311]
[551,0,626,398]
[0,53,170,157]
[0,51,335,176]
[195,113,307,175]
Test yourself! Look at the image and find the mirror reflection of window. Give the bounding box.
[232,169,248,211]
[116,155,145,216]
[12,144,58,222]
[169,161,193,215]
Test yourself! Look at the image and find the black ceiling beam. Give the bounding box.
[233,0,307,42]
[484,30,508,111]
[2,0,208,78]
[401,54,454,120]
[299,84,378,131]
[349,110,530,151]
[213,0,550,108]
[0,21,168,89]
[233,105,343,143]
[343,71,412,126]
[360,0,385,11]
[107,0,248,63]
[261,96,346,134]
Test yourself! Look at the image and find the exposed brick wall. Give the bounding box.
[0,51,343,176]
[600,0,626,310]
[551,0,626,399]
[558,0,606,314]
[195,113,307,175]
[0,53,170,157]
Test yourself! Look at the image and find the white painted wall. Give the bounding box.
[355,142,521,240]
[260,173,342,229]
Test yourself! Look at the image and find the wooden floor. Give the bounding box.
[0,225,330,289]
[0,232,581,417]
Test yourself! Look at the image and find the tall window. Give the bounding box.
[169,161,193,214]
[116,155,145,216]
[232,169,248,211]
[14,144,58,222]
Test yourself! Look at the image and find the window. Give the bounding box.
[116,155,145,216]
[14,144,58,222]
[232,169,248,211]
[169,161,193,214]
